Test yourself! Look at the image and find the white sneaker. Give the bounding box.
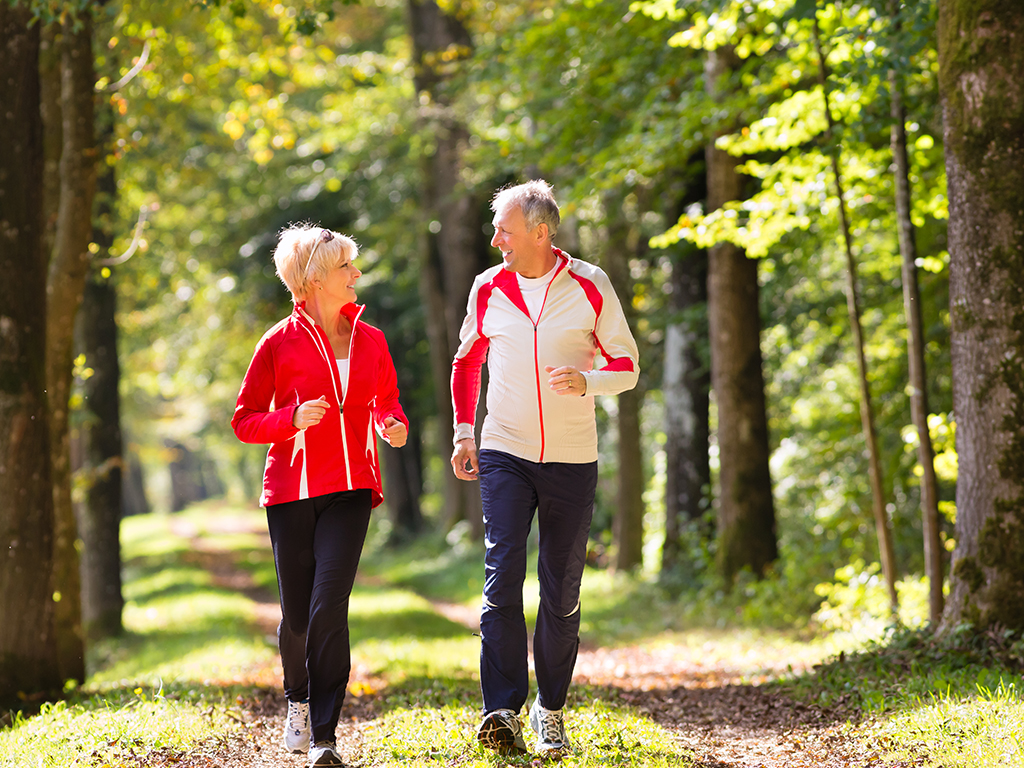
[308,741,344,766]
[529,696,569,755]
[283,698,311,753]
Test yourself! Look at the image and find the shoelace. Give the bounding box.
[536,707,564,742]
[288,701,309,733]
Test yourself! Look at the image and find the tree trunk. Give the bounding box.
[602,194,644,571]
[47,10,98,683]
[383,420,424,543]
[75,154,126,642]
[74,76,125,640]
[661,238,710,574]
[75,271,125,638]
[704,46,778,585]
[40,22,62,260]
[889,0,944,623]
[938,0,1024,632]
[407,0,484,537]
[167,440,210,511]
[0,4,62,705]
[813,16,899,612]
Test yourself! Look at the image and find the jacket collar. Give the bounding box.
[294,300,364,329]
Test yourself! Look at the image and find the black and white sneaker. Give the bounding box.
[308,740,344,766]
[283,698,310,753]
[529,696,569,756]
[477,708,529,754]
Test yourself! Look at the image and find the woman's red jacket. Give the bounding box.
[232,301,408,509]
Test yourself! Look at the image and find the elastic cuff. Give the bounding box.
[454,422,475,445]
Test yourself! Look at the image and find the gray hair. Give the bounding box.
[491,179,560,241]
[273,222,358,301]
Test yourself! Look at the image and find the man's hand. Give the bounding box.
[293,396,330,429]
[451,437,479,480]
[545,365,587,396]
[382,416,408,448]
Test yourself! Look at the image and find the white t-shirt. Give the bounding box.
[517,263,558,322]
[336,358,349,398]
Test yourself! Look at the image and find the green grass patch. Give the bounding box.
[0,691,238,768]
[1,503,275,768]
[779,624,1024,766]
[358,693,694,767]
[874,680,1024,768]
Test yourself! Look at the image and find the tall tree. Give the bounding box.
[46,6,98,683]
[0,3,62,704]
[407,0,485,535]
[603,192,645,571]
[704,45,778,585]
[888,0,944,623]
[939,0,1024,632]
[661,232,710,575]
[812,13,898,612]
[74,101,125,637]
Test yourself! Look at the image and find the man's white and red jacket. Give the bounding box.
[232,301,408,508]
[452,248,640,464]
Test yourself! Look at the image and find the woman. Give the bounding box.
[232,224,408,768]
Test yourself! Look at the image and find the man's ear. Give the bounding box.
[534,222,549,243]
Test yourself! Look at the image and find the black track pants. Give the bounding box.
[266,489,372,743]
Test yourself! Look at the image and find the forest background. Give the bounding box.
[2,0,1024,744]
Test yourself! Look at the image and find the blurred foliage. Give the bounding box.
[101,0,953,621]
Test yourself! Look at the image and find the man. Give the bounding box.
[450,180,639,756]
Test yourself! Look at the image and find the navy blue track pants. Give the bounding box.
[478,449,597,714]
[266,489,372,744]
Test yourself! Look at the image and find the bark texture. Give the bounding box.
[407,0,485,536]
[939,0,1024,631]
[704,47,777,585]
[0,5,62,704]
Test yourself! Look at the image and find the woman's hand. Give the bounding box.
[292,396,330,429]
[382,416,408,447]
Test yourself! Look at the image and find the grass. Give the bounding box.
[779,623,1024,767]
[3,499,1023,767]
[1,502,276,768]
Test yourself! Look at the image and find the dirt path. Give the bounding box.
[164,520,920,768]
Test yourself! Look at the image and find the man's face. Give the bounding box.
[490,204,536,274]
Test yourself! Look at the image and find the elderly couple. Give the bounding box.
[232,180,640,767]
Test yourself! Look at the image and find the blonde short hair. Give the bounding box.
[273,223,358,301]
[491,179,560,240]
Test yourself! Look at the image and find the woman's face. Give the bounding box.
[319,252,361,304]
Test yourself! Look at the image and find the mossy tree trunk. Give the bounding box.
[704,46,777,585]
[939,0,1024,632]
[0,4,62,706]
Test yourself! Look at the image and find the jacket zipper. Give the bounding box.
[531,264,561,463]
[337,306,363,489]
[297,305,361,490]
